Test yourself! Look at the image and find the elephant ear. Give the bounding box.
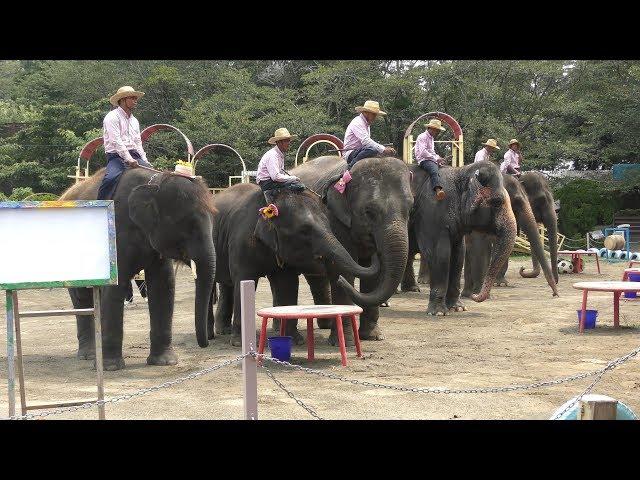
[129,184,160,232]
[324,185,352,228]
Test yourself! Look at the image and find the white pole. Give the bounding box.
[240,280,258,420]
[5,290,16,417]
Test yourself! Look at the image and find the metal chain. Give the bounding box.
[2,353,249,420]
[262,364,323,420]
[254,344,640,396]
[551,346,640,419]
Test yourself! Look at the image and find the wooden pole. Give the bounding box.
[5,290,16,417]
[240,280,258,420]
[12,291,27,415]
[93,287,106,420]
[578,394,618,420]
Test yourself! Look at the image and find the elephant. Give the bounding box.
[519,171,560,284]
[210,182,380,347]
[461,173,559,297]
[406,160,517,315]
[59,167,216,371]
[290,155,414,342]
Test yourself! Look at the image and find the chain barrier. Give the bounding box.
[262,364,323,420]
[1,353,249,420]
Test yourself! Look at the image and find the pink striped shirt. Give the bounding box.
[414,130,442,164]
[256,146,297,183]
[500,148,522,174]
[103,106,148,163]
[342,114,385,160]
[474,148,492,163]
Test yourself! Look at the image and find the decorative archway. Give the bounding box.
[403,112,464,167]
[294,133,344,167]
[192,144,248,193]
[71,123,194,184]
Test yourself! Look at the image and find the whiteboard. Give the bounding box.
[0,201,117,289]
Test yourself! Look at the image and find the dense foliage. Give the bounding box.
[1,60,639,204]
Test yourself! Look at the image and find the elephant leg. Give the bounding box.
[358,261,384,341]
[426,231,450,316]
[495,256,509,287]
[100,283,127,371]
[462,233,490,298]
[328,271,356,347]
[269,270,304,345]
[305,273,332,329]
[69,287,95,360]
[214,283,234,335]
[417,255,430,284]
[400,252,420,292]
[146,257,178,366]
[446,239,467,312]
[230,276,259,347]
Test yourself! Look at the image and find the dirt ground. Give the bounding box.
[1,256,639,420]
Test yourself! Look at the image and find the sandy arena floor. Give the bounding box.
[1,256,638,420]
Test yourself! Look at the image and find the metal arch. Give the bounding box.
[192,144,247,174]
[140,124,195,159]
[404,112,462,139]
[295,133,344,167]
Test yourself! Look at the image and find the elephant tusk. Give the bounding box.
[190,259,197,279]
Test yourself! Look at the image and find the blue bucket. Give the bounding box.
[268,336,293,362]
[625,272,640,298]
[576,310,597,329]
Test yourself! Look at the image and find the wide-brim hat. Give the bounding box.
[483,138,500,150]
[110,86,145,106]
[355,100,387,116]
[508,138,520,147]
[268,127,297,145]
[425,119,446,131]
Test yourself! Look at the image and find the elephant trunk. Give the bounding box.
[472,192,517,303]
[337,221,409,307]
[191,225,216,348]
[517,206,559,296]
[316,229,380,278]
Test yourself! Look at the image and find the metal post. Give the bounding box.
[240,280,258,420]
[5,290,15,417]
[12,291,26,415]
[93,287,105,420]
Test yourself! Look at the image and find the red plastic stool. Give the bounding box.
[256,305,364,367]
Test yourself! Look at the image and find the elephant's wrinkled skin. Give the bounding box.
[210,183,379,346]
[291,155,413,342]
[60,168,217,371]
[406,161,517,315]
[519,171,560,284]
[462,173,559,298]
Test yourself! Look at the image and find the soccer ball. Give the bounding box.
[557,259,574,274]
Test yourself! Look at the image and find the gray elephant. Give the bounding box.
[59,168,216,371]
[519,172,560,284]
[290,155,413,342]
[407,161,517,315]
[210,183,379,346]
[461,173,559,297]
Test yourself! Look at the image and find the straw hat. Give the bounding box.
[109,86,145,106]
[355,100,387,116]
[425,119,446,131]
[268,127,297,145]
[508,139,520,147]
[483,139,500,150]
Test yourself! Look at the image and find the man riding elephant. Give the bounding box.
[474,138,500,164]
[500,139,523,176]
[256,127,305,204]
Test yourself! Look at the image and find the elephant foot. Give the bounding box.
[147,348,179,367]
[380,301,390,307]
[230,334,243,347]
[328,327,355,347]
[77,344,96,361]
[427,301,448,316]
[214,322,232,335]
[446,300,467,313]
[317,318,332,329]
[290,329,305,346]
[359,323,384,341]
[99,356,126,371]
[401,285,421,292]
[460,289,473,298]
[417,275,429,284]
[493,278,509,287]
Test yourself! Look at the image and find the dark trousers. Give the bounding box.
[418,160,443,191]
[347,147,380,169]
[258,178,305,203]
[97,150,152,200]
